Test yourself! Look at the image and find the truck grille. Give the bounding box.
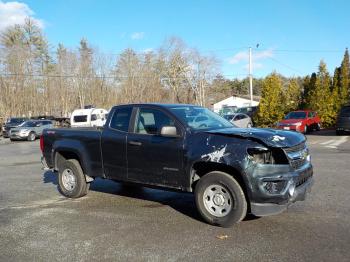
[284,142,306,153]
[290,158,306,169]
[283,142,308,170]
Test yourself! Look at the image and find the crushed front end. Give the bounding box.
[246,141,314,216]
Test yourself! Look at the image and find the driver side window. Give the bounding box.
[135,108,177,135]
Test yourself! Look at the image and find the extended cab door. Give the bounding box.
[101,106,133,180]
[127,106,184,187]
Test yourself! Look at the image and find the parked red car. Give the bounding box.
[276,110,321,133]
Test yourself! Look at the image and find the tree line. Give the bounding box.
[0,18,349,129]
[0,19,218,119]
[255,50,350,128]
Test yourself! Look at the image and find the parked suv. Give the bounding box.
[10,120,53,141]
[336,105,350,135]
[276,110,320,133]
[2,117,28,138]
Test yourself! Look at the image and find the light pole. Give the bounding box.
[248,44,259,106]
[249,47,253,106]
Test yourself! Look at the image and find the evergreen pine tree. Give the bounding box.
[255,72,284,127]
[310,61,337,127]
[284,78,301,112]
[339,48,350,104]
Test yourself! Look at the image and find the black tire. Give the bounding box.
[336,130,343,136]
[303,125,308,134]
[316,123,321,131]
[27,132,36,141]
[195,171,247,227]
[58,159,89,198]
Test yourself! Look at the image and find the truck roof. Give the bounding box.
[112,103,197,109]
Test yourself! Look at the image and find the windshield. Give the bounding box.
[169,106,234,130]
[219,107,237,116]
[20,121,37,127]
[285,111,307,119]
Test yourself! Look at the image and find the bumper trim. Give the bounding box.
[250,177,314,216]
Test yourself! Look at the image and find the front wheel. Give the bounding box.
[27,132,36,141]
[195,171,247,227]
[58,159,89,198]
[303,125,308,134]
[316,123,321,131]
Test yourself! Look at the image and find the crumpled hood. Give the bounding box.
[205,127,306,148]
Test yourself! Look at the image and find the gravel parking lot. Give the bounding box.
[0,131,349,261]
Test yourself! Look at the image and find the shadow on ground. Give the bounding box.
[43,170,203,222]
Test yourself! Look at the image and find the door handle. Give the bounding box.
[128,141,142,146]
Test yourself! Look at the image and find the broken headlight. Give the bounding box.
[248,147,289,165]
[247,148,274,164]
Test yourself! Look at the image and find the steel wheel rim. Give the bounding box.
[203,184,232,217]
[62,168,77,191]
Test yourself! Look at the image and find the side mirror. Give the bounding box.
[160,126,178,137]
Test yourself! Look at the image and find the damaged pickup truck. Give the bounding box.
[41,104,313,227]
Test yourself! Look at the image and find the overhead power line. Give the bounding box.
[0,72,248,79]
[266,57,304,74]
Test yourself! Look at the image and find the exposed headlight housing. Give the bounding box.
[294,122,302,126]
[248,147,289,165]
[247,147,274,164]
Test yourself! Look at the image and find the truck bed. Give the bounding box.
[42,127,104,177]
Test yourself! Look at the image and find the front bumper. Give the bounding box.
[250,176,313,216]
[247,161,314,216]
[336,123,350,132]
[9,134,29,140]
[9,130,30,139]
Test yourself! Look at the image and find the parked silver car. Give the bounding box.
[223,113,253,128]
[10,120,54,141]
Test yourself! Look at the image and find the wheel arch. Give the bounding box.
[190,161,251,205]
[54,150,87,175]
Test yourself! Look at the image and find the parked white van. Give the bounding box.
[70,108,108,127]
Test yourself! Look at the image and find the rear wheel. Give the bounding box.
[58,159,89,198]
[195,171,247,227]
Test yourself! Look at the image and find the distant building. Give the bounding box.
[213,95,260,113]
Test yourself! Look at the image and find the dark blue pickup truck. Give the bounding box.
[41,104,313,227]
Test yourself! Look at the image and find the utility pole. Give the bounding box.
[249,47,253,106]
